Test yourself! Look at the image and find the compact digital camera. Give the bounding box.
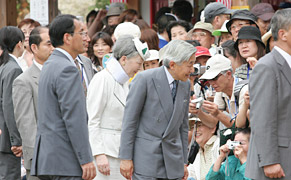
[226,141,241,150]
[191,97,204,109]
[191,64,206,76]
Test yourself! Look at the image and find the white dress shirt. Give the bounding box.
[274,46,291,68]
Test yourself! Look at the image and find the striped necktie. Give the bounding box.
[74,58,87,96]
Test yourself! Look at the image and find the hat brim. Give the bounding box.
[199,69,221,80]
[226,16,258,35]
[262,30,272,46]
[234,34,266,51]
[258,12,274,21]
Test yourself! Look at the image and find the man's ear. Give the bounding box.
[63,33,72,45]
[278,29,287,42]
[169,60,176,70]
[30,44,37,54]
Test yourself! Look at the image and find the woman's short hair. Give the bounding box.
[140,29,159,50]
[113,35,140,60]
[18,18,41,29]
[166,20,191,40]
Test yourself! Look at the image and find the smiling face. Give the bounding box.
[121,55,144,78]
[144,59,159,70]
[93,38,112,61]
[195,121,216,148]
[170,53,196,82]
[20,23,35,50]
[238,39,258,58]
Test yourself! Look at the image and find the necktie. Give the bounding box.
[74,59,87,96]
[172,80,177,102]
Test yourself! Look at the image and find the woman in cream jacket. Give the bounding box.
[87,35,149,179]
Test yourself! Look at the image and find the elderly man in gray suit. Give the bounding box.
[30,14,96,180]
[245,9,291,180]
[12,26,53,180]
[119,40,197,180]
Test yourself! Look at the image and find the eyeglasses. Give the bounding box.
[209,73,223,81]
[70,31,88,38]
[192,32,207,39]
[230,22,251,31]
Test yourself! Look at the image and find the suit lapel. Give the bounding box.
[113,81,127,107]
[153,67,174,121]
[79,56,93,82]
[163,81,188,137]
[273,49,291,86]
[30,63,41,85]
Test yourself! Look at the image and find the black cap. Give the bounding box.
[234,26,265,51]
[226,10,258,34]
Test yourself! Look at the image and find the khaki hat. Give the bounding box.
[262,29,272,46]
[188,21,214,37]
[199,54,231,80]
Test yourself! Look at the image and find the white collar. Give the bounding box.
[33,59,43,70]
[163,66,175,85]
[274,46,291,68]
[106,57,130,85]
[55,48,75,65]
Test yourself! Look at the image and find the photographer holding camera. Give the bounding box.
[206,128,251,180]
[189,54,248,130]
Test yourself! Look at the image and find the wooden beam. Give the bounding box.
[0,0,17,28]
[49,0,58,23]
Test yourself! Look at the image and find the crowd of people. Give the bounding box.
[0,0,291,180]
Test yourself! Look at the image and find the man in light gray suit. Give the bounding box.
[245,9,291,179]
[12,26,53,180]
[119,40,196,180]
[30,14,96,180]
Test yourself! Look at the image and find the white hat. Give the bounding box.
[199,54,231,80]
[145,50,159,61]
[212,20,229,36]
[114,22,141,40]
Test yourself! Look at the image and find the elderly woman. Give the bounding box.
[87,35,149,180]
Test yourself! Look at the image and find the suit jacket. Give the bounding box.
[12,63,40,170]
[79,54,95,84]
[87,68,128,158]
[30,49,93,176]
[119,66,190,179]
[245,48,291,179]
[0,56,22,153]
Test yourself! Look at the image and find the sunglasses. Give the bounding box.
[209,73,223,81]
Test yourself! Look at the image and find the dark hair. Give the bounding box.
[186,40,201,47]
[166,20,191,40]
[0,26,25,66]
[18,18,41,29]
[256,40,266,60]
[157,14,177,34]
[49,14,77,47]
[134,19,150,31]
[119,9,140,23]
[89,32,113,66]
[172,0,193,22]
[102,25,117,37]
[86,10,98,23]
[140,29,159,50]
[235,127,251,141]
[29,26,48,53]
[221,40,237,58]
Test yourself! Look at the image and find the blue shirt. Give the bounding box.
[206,155,251,180]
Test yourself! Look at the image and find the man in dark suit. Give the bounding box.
[119,40,196,180]
[30,14,96,180]
[245,8,291,180]
[12,26,53,180]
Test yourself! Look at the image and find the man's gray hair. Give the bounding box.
[161,40,196,68]
[221,68,233,76]
[271,9,291,41]
[112,35,139,60]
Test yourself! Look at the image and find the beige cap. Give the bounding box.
[262,29,272,46]
[199,54,231,80]
[114,22,141,40]
[188,21,214,38]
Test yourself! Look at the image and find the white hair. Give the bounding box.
[160,40,196,68]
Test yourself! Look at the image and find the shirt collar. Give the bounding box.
[274,46,291,68]
[205,135,217,146]
[76,55,84,65]
[55,48,75,65]
[33,59,43,70]
[163,66,175,85]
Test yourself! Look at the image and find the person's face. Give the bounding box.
[171,53,196,82]
[238,39,258,58]
[33,29,54,63]
[195,121,216,148]
[234,132,249,157]
[122,55,144,78]
[20,23,35,50]
[208,71,230,92]
[70,20,87,55]
[217,14,231,29]
[171,25,188,41]
[219,32,233,46]
[195,56,210,66]
[93,38,111,60]
[144,59,159,70]
[230,19,251,40]
[257,18,270,36]
[192,29,214,49]
[108,15,120,26]
[81,23,90,52]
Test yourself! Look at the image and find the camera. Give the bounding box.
[191,64,206,76]
[191,97,204,109]
[226,141,241,150]
[216,46,224,55]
